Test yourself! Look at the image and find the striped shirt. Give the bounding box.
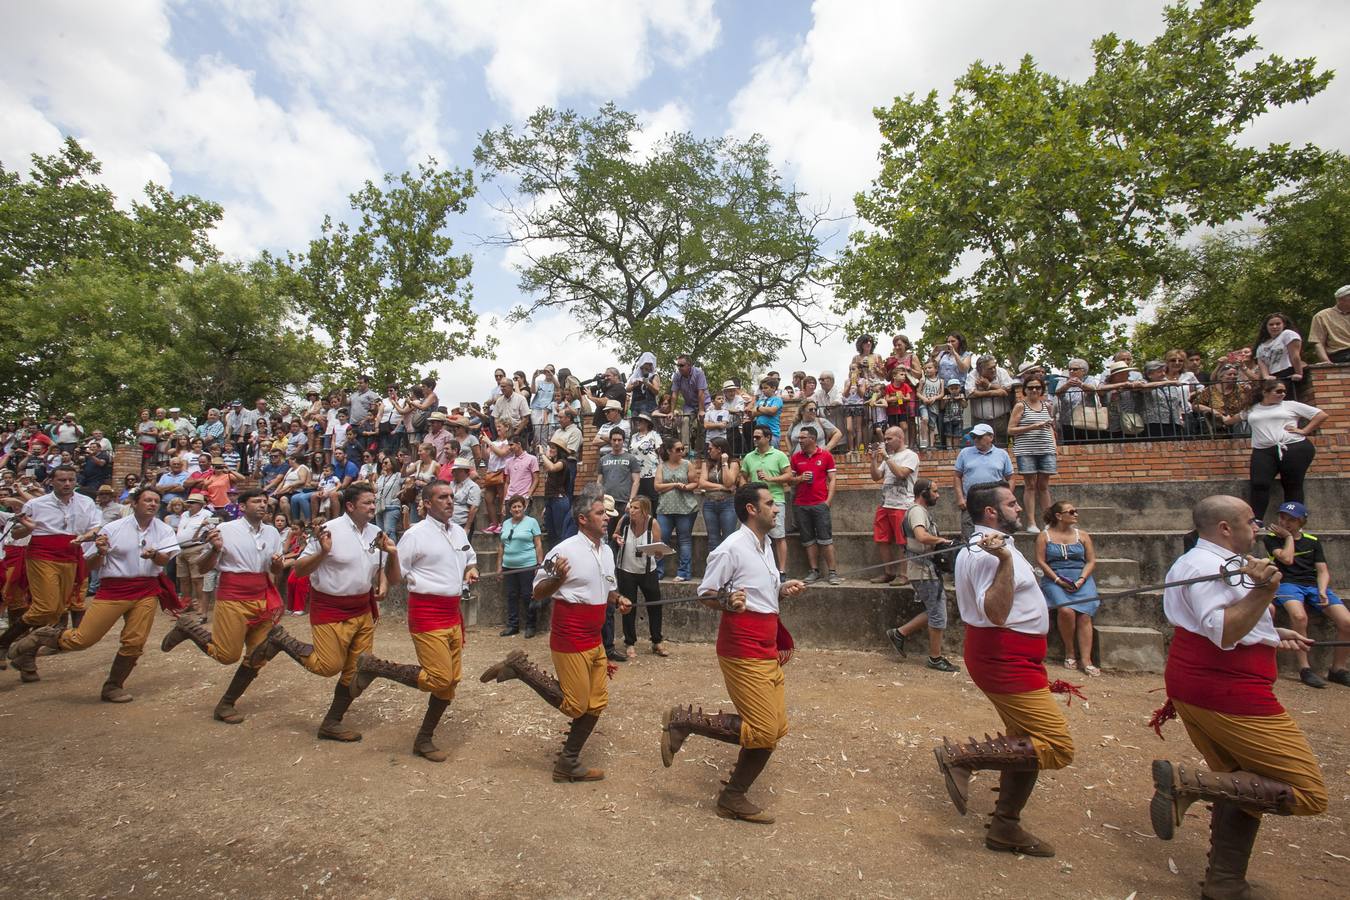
[1011,401,1056,457]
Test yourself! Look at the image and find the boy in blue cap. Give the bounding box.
[1263,500,1350,688]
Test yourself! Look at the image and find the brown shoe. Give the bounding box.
[100,654,138,703]
[316,683,361,742]
[161,613,212,654]
[869,573,895,584]
[318,720,363,742]
[715,747,775,823]
[984,770,1054,857]
[553,714,604,782]
[413,696,451,763]
[213,665,260,724]
[661,705,741,767]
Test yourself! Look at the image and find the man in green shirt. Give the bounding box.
[739,425,791,580]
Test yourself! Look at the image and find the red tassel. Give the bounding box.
[1148,698,1177,740]
[606,662,618,680]
[1048,679,1087,705]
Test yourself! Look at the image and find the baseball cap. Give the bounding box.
[1277,501,1308,519]
[970,423,995,437]
[945,378,962,387]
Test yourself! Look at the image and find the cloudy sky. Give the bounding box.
[4,0,1346,403]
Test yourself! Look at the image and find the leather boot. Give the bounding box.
[213,664,261,724]
[413,696,452,762]
[1203,800,1275,900]
[101,654,138,703]
[933,733,1039,815]
[318,682,361,742]
[348,652,422,699]
[265,626,314,668]
[661,705,742,767]
[0,611,34,669]
[8,625,64,683]
[1149,760,1295,840]
[985,769,1054,857]
[552,713,604,782]
[480,649,564,709]
[717,747,775,823]
[246,625,291,668]
[161,613,212,654]
[70,608,85,629]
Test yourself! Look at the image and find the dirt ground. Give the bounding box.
[1,614,1348,900]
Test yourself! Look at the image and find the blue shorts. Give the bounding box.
[1016,453,1058,475]
[1274,583,1342,610]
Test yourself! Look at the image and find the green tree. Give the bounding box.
[835,0,1331,367]
[474,104,832,384]
[280,159,491,388]
[1136,154,1350,361]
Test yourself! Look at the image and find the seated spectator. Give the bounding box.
[953,423,1013,540]
[1254,311,1307,400]
[1036,502,1100,677]
[155,456,191,508]
[221,440,241,471]
[593,400,626,451]
[1309,284,1350,364]
[276,452,315,523]
[1263,501,1350,689]
[285,419,308,457]
[77,439,112,497]
[963,354,1014,441]
[885,478,959,672]
[789,425,839,585]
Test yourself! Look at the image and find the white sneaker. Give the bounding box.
[1026,523,1040,533]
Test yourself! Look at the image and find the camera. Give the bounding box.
[579,372,607,388]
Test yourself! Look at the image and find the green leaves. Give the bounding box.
[835,0,1330,367]
[475,103,831,385]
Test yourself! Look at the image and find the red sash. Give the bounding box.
[95,574,186,613]
[309,588,378,626]
[407,592,462,634]
[549,600,605,653]
[716,610,792,660]
[962,625,1050,694]
[26,534,89,598]
[217,571,283,627]
[1165,627,1283,717]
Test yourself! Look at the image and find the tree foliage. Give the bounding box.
[835,0,1331,366]
[0,140,324,431]
[1135,153,1350,360]
[278,159,491,388]
[474,104,832,384]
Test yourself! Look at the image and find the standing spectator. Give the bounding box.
[1308,284,1350,364]
[423,411,453,462]
[498,495,544,638]
[697,437,739,553]
[886,478,959,672]
[610,497,668,659]
[1191,363,1253,435]
[225,400,257,475]
[155,456,190,508]
[592,400,626,451]
[931,332,973,384]
[789,426,839,585]
[377,384,402,455]
[671,354,709,452]
[284,419,307,458]
[1185,350,1211,386]
[77,440,112,497]
[751,377,785,447]
[868,425,918,584]
[916,361,943,450]
[501,437,540,518]
[840,370,869,452]
[1254,312,1308,400]
[553,408,582,459]
[348,375,380,431]
[719,381,750,455]
[1008,375,1057,532]
[374,456,403,539]
[628,414,662,505]
[176,493,215,613]
[788,400,842,455]
[882,366,916,438]
[851,334,886,381]
[153,406,175,462]
[169,407,195,440]
[1098,360,1145,439]
[480,434,509,532]
[884,334,923,383]
[1263,501,1350,688]
[196,408,224,449]
[1055,359,1101,444]
[627,353,661,418]
[702,391,732,447]
[739,426,791,579]
[492,377,531,442]
[1141,360,1187,439]
[52,413,84,453]
[538,438,575,545]
[585,368,628,428]
[953,423,1014,540]
[596,429,639,533]
[134,409,158,474]
[813,370,842,409]
[1037,502,1100,677]
[654,437,698,583]
[1245,379,1328,522]
[530,365,559,440]
[449,460,482,534]
[1165,348,1203,433]
[964,355,1014,441]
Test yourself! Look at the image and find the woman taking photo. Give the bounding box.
[1008,375,1057,532]
[612,496,668,658]
[850,334,886,382]
[654,436,699,582]
[1245,379,1328,522]
[697,437,739,552]
[499,494,543,638]
[931,332,973,385]
[1036,502,1100,677]
[1254,312,1307,400]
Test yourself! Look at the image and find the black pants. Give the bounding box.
[504,569,536,630]
[637,476,657,505]
[1249,440,1316,523]
[615,569,662,646]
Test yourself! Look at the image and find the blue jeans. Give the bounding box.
[378,507,401,540]
[657,511,696,580]
[703,497,737,553]
[545,495,576,545]
[289,490,314,523]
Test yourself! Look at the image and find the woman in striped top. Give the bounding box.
[1008,375,1057,532]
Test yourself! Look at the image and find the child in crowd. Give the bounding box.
[842,368,868,452]
[314,463,340,516]
[653,396,679,444]
[163,497,184,530]
[883,366,915,431]
[917,361,944,450]
[221,440,241,472]
[939,379,967,449]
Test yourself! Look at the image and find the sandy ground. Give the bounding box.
[1,614,1348,900]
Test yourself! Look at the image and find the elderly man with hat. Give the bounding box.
[952,423,1013,541]
[480,487,631,781]
[1309,284,1350,364]
[1095,359,1146,440]
[176,493,217,614]
[169,407,195,440]
[1262,500,1350,688]
[449,459,482,534]
[424,410,453,463]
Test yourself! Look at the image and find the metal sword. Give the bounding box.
[1044,556,1266,610]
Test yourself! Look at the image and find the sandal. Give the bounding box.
[1084,665,1101,677]
[1063,658,1078,670]
[652,642,670,657]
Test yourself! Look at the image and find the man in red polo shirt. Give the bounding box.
[788,426,838,584]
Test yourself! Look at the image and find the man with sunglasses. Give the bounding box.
[248,483,398,742]
[480,487,631,782]
[9,486,180,700]
[160,489,284,723]
[1150,495,1327,897]
[345,479,478,763]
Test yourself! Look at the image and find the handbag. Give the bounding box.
[1120,411,1145,436]
[1069,398,1109,433]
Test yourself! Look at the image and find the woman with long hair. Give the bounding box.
[1253,311,1307,400]
[850,334,886,382]
[1008,375,1057,531]
[1036,502,1100,677]
[696,437,739,552]
[1244,378,1329,522]
[931,332,973,384]
[498,494,543,637]
[654,436,698,582]
[612,496,668,658]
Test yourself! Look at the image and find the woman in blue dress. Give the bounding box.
[1036,501,1101,676]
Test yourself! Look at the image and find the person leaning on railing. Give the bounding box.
[1190,364,1254,436]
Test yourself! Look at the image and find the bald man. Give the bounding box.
[1150,495,1327,898]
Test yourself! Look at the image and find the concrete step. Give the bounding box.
[1092,625,1166,672]
[1089,558,1139,590]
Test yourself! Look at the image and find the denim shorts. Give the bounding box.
[1015,452,1058,475]
[795,503,833,546]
